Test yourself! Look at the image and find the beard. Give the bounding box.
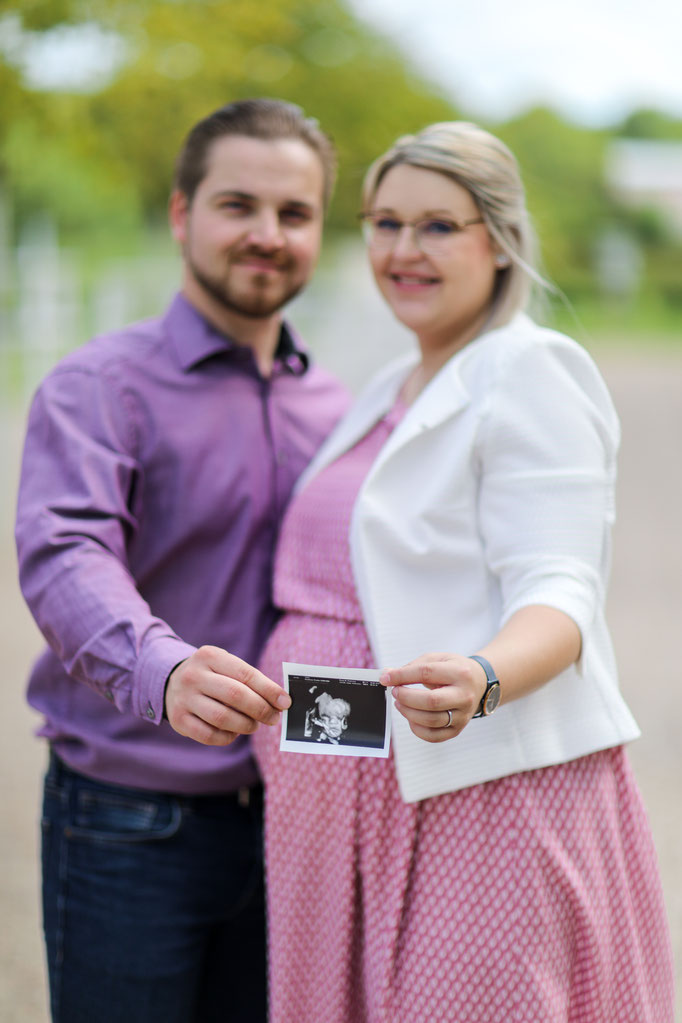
[186,248,306,320]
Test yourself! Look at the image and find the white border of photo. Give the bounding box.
[279,662,392,758]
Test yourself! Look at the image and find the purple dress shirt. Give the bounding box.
[15,294,350,794]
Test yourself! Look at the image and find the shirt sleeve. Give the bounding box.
[476,335,620,642]
[15,365,196,723]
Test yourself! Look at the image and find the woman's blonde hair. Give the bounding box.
[362,121,548,330]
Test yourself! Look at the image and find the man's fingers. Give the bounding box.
[170,691,271,746]
[198,646,291,714]
[172,707,240,747]
[165,647,292,745]
[191,693,269,736]
[199,672,281,727]
[175,646,290,727]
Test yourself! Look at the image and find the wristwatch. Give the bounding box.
[468,655,501,717]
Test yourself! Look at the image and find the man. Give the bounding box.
[15,98,350,1023]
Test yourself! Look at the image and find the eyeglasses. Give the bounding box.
[358,212,485,255]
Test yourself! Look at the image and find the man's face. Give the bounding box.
[170,134,325,322]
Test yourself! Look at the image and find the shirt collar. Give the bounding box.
[163,293,310,376]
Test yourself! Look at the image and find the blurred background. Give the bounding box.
[1,0,680,1018]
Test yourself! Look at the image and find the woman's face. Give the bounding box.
[366,163,499,356]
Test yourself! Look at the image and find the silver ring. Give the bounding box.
[444,709,453,728]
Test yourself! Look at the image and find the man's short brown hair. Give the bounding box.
[173,98,336,209]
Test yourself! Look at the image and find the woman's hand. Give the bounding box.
[380,653,488,743]
[379,608,582,743]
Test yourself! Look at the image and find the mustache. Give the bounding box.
[232,245,291,269]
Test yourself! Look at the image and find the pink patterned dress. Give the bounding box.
[253,401,674,1023]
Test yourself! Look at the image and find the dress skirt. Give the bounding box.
[252,402,674,1023]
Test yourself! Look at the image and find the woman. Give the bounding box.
[253,122,673,1022]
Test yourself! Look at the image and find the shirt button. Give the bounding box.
[104,689,114,702]
[146,703,155,720]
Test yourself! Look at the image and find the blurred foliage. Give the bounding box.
[617,108,682,141]
[497,108,682,309]
[498,109,611,288]
[1,0,681,328]
[0,0,455,233]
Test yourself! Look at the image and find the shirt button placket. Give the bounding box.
[262,380,287,517]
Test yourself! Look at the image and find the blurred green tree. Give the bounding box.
[0,0,456,237]
[497,108,612,298]
[1,0,680,326]
[617,109,682,141]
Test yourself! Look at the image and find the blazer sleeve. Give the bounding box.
[475,334,620,640]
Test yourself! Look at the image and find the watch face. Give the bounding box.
[483,682,501,715]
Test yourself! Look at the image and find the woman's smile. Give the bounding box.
[387,271,441,289]
[367,163,497,361]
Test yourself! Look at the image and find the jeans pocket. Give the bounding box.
[67,788,182,844]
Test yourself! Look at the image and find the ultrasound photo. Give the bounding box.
[279,663,391,758]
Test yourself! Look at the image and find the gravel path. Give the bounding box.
[1,345,680,1020]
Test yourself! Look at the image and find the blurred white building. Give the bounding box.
[606,140,682,236]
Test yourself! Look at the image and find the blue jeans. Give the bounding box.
[41,752,266,1023]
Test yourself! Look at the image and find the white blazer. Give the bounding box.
[299,313,640,803]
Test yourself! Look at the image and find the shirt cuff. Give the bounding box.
[132,637,198,725]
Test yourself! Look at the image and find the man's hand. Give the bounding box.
[165,646,291,746]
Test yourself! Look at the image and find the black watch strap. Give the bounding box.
[468,654,501,718]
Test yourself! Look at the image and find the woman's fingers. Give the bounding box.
[392,697,465,739]
[382,652,489,742]
[379,652,458,690]
[393,703,453,730]
[389,676,480,720]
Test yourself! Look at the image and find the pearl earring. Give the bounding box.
[495,253,510,268]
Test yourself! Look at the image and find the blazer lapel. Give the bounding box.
[295,351,418,492]
[365,354,471,479]
[297,342,474,495]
